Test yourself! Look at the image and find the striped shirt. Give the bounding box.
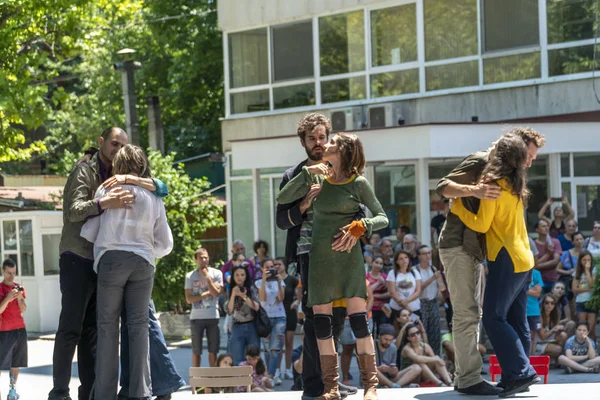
[296,209,313,255]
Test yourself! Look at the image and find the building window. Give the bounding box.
[424,0,478,61]
[273,83,315,109]
[272,21,314,82]
[321,76,366,104]
[230,180,254,253]
[573,152,600,177]
[370,4,417,67]
[319,11,365,76]
[3,221,17,251]
[426,60,478,91]
[375,165,417,237]
[229,28,269,89]
[259,178,271,247]
[43,234,60,275]
[547,0,598,44]
[19,220,34,276]
[483,52,541,84]
[273,179,287,260]
[548,45,600,76]
[230,90,269,114]
[483,0,539,52]
[370,69,419,98]
[561,153,570,177]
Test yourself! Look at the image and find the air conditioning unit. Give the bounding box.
[367,104,394,128]
[330,108,362,132]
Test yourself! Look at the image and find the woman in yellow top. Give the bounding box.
[450,134,540,397]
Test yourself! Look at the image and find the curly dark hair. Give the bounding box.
[297,113,332,141]
[253,239,269,255]
[506,126,546,148]
[481,133,529,201]
[335,133,366,176]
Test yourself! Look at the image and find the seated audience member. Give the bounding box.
[548,281,576,336]
[399,324,452,387]
[363,233,382,265]
[537,197,574,239]
[572,250,598,342]
[526,269,544,354]
[203,353,235,394]
[441,323,486,377]
[393,309,428,345]
[532,295,568,359]
[238,345,274,392]
[558,323,600,374]
[290,330,304,392]
[375,324,420,389]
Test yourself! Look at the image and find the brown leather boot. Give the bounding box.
[317,354,341,400]
[357,353,379,400]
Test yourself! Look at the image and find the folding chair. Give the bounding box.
[189,365,253,394]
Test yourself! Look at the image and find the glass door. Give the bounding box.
[575,184,600,236]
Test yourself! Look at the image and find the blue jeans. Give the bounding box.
[483,248,536,382]
[262,317,286,376]
[230,322,260,366]
[118,303,186,397]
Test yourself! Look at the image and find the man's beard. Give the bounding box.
[306,146,324,161]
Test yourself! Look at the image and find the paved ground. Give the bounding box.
[1,317,599,399]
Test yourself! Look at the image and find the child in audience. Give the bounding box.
[238,345,274,392]
[558,323,600,374]
[205,353,235,394]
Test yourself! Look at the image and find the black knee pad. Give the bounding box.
[349,312,371,339]
[314,314,333,340]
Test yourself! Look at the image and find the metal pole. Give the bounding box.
[119,60,139,145]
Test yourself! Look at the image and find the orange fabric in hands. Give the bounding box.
[348,220,366,238]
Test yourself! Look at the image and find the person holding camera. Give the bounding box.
[0,259,27,400]
[185,248,223,369]
[228,265,261,366]
[255,259,287,385]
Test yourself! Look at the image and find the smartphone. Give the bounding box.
[551,197,563,202]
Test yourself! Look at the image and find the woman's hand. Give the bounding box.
[103,174,130,190]
[306,163,331,176]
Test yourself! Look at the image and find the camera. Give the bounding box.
[13,285,24,292]
[266,269,278,282]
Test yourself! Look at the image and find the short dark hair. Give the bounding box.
[2,258,16,270]
[577,322,589,331]
[101,126,127,140]
[399,225,411,234]
[534,220,547,229]
[253,239,269,255]
[417,245,430,255]
[297,113,332,141]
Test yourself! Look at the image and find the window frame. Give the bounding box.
[223,0,600,118]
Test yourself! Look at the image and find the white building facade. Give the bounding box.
[218,0,600,256]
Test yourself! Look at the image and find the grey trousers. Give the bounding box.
[95,250,154,400]
[439,246,485,389]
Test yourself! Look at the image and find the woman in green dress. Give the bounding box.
[277,133,388,400]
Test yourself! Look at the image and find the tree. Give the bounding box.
[148,149,225,311]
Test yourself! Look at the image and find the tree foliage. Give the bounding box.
[149,149,225,311]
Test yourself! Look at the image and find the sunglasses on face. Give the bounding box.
[408,331,421,338]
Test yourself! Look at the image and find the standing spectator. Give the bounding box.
[275,257,300,380]
[363,233,382,266]
[228,266,260,366]
[379,239,395,273]
[0,259,27,400]
[532,220,562,293]
[398,324,452,386]
[549,281,576,336]
[386,250,422,321]
[252,240,270,278]
[221,240,257,280]
[558,323,600,373]
[537,196,575,238]
[402,234,420,266]
[375,324,421,388]
[557,231,585,316]
[430,200,449,246]
[526,269,544,354]
[558,219,578,252]
[185,248,223,368]
[572,251,597,341]
[416,245,443,356]
[394,226,411,252]
[532,294,569,358]
[584,221,600,267]
[255,259,287,385]
[367,256,390,336]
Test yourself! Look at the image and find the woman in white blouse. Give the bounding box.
[81,144,173,400]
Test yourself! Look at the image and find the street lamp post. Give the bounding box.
[113,48,141,145]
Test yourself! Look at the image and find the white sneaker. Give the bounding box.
[284,368,294,380]
[274,369,282,386]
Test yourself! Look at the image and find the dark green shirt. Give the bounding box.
[435,151,488,262]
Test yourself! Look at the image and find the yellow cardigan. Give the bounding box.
[450,179,534,273]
